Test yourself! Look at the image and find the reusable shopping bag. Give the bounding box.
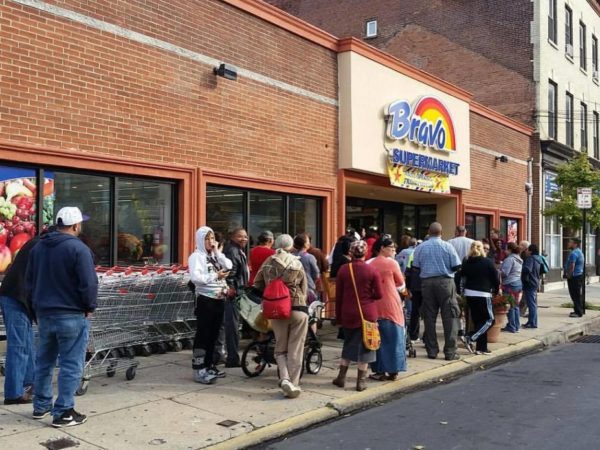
[348,263,381,351]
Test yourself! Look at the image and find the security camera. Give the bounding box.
[525,182,533,193]
[213,63,238,81]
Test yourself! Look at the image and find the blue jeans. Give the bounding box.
[34,314,89,417]
[0,296,35,400]
[523,288,538,327]
[505,307,520,332]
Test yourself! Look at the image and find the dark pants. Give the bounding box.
[466,296,494,352]
[421,277,460,358]
[567,275,584,316]
[408,290,422,341]
[193,296,225,369]
[224,299,241,365]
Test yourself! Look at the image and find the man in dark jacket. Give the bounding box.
[521,244,541,329]
[0,235,40,404]
[26,207,97,428]
[223,228,249,367]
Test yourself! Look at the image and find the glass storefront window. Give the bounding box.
[418,206,437,239]
[117,179,173,265]
[465,213,491,240]
[0,166,38,274]
[206,185,323,250]
[53,172,111,266]
[585,222,596,265]
[290,197,320,247]
[249,192,284,246]
[0,165,177,271]
[544,201,562,268]
[500,217,519,243]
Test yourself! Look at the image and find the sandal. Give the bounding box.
[368,373,387,381]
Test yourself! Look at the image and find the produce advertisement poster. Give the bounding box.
[387,160,450,193]
[0,167,54,274]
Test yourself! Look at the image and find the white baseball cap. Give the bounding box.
[56,207,89,226]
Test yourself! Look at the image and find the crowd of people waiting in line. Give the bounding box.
[0,208,588,427]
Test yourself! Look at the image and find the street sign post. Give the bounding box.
[577,187,592,313]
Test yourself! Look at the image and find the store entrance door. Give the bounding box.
[346,197,437,242]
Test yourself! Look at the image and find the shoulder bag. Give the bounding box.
[348,263,381,351]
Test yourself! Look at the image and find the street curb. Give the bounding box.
[208,314,600,449]
[208,407,338,450]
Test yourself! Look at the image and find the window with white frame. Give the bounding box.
[580,21,587,70]
[544,172,561,268]
[548,80,557,139]
[585,222,596,266]
[594,111,599,159]
[581,102,588,150]
[593,35,598,76]
[565,6,573,56]
[566,91,574,147]
[549,0,557,43]
[365,19,378,38]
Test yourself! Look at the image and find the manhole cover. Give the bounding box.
[40,437,80,450]
[573,335,600,343]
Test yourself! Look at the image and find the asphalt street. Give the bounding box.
[263,340,600,450]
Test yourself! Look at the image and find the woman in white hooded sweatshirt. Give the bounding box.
[189,226,232,385]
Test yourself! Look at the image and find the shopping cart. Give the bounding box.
[77,265,196,395]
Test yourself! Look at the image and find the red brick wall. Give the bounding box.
[267,0,535,124]
[464,112,530,217]
[0,0,338,185]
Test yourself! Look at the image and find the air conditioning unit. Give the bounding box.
[566,43,574,57]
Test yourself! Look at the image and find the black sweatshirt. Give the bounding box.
[460,256,500,295]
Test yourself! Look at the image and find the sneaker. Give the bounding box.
[444,354,460,361]
[410,338,421,344]
[32,409,51,420]
[51,409,87,428]
[569,312,582,318]
[476,350,492,355]
[280,380,301,399]
[207,366,226,378]
[194,368,217,385]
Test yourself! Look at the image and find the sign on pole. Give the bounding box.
[577,187,592,209]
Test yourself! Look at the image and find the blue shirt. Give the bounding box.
[395,246,415,273]
[412,237,462,279]
[565,248,584,277]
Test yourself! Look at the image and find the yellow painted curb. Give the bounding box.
[207,406,338,450]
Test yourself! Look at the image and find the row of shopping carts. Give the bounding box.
[0,265,197,395]
[78,265,196,394]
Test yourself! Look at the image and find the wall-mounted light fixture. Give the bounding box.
[495,155,509,163]
[213,63,237,81]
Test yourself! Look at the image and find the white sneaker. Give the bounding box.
[280,380,301,398]
[194,368,217,385]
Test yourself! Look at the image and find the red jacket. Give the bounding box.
[335,260,383,328]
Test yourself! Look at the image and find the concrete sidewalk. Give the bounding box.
[1,286,599,450]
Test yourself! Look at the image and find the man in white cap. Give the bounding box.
[26,207,97,428]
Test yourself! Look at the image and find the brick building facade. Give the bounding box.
[0,0,531,273]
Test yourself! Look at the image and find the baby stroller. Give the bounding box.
[240,300,324,378]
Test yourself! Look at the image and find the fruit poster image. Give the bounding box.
[0,167,54,273]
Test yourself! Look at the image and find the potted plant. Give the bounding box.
[488,293,516,343]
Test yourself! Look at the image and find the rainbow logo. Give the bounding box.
[386,96,457,152]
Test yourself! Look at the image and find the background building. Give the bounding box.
[267,0,600,285]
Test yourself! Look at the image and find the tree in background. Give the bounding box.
[544,152,600,232]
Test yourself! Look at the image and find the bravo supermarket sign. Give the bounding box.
[386,96,457,153]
